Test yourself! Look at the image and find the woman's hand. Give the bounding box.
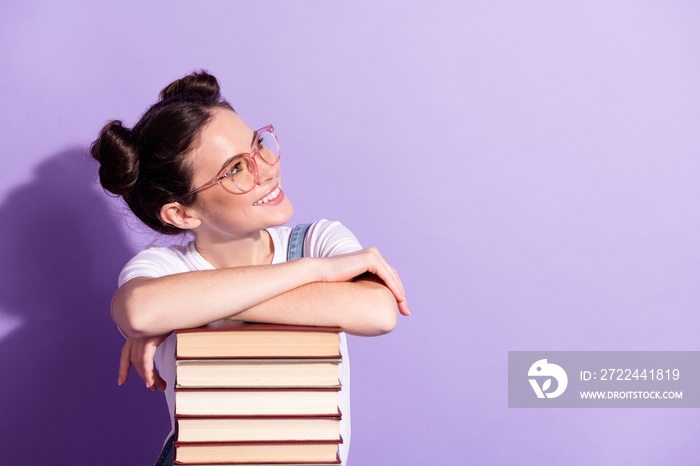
[314,248,410,316]
[117,333,171,391]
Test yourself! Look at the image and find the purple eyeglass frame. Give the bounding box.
[171,124,280,204]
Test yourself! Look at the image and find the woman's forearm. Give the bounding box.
[113,258,322,337]
[230,274,399,336]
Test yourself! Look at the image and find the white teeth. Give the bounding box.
[254,187,280,206]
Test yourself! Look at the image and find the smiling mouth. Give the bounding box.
[253,186,281,206]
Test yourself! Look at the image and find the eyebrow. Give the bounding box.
[217,130,258,173]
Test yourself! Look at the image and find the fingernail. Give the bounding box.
[117,377,123,386]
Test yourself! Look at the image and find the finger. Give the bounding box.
[154,372,167,391]
[371,260,406,303]
[379,263,409,315]
[131,338,156,389]
[130,338,149,386]
[363,250,409,315]
[139,340,158,388]
[154,334,171,386]
[383,262,405,298]
[118,339,133,385]
[398,299,411,316]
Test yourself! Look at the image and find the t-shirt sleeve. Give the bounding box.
[117,246,191,287]
[304,219,363,258]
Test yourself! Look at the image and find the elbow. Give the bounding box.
[350,285,398,337]
[111,284,154,338]
[373,293,399,335]
[369,311,397,336]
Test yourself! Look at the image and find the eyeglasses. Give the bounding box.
[172,125,280,203]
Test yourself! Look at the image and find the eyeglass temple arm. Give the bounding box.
[172,178,219,204]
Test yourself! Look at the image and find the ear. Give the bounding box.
[160,202,202,230]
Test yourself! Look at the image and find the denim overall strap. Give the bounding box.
[287,223,312,261]
[153,434,175,466]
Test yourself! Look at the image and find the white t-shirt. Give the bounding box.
[118,219,359,464]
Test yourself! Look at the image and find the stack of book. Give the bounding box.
[173,322,344,465]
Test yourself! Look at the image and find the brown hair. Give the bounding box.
[90,71,234,234]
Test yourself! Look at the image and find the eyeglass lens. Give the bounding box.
[256,129,280,164]
[224,129,280,193]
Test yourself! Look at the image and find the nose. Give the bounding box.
[255,153,278,185]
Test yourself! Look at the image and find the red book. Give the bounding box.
[175,412,342,443]
[174,439,343,464]
[173,452,341,465]
[175,322,342,359]
[175,388,341,417]
[175,358,342,389]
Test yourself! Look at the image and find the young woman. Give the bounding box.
[91,71,409,465]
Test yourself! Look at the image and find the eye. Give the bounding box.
[229,159,244,175]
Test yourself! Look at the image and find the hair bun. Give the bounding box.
[90,120,140,196]
[159,71,221,101]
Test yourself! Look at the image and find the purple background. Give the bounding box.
[1,1,699,465]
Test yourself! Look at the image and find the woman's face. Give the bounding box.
[186,108,293,239]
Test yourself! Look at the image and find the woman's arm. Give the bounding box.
[114,248,408,338]
[114,259,317,337]
[232,273,402,336]
[118,272,405,389]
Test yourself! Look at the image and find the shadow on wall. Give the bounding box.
[0,149,169,465]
